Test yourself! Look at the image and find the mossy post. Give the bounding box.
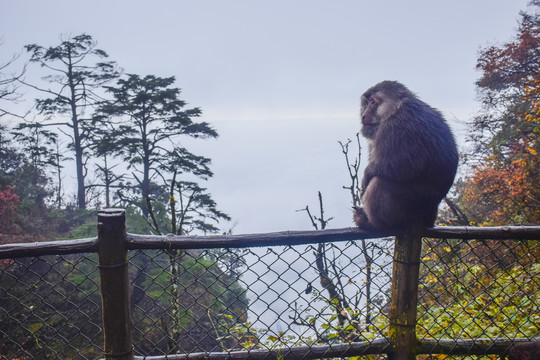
[97,209,133,360]
[388,226,423,360]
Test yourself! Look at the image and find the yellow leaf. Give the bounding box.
[268,335,279,343]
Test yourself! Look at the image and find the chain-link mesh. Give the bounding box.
[0,254,103,359]
[128,238,394,358]
[0,236,538,359]
[417,238,540,357]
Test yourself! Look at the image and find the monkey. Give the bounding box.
[507,341,540,360]
[353,81,458,231]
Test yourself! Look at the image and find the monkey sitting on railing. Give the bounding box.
[354,81,458,231]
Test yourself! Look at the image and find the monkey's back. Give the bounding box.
[373,98,458,198]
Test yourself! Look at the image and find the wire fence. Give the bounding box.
[0,211,538,359]
[127,239,395,356]
[0,254,103,359]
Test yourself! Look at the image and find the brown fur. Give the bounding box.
[354,81,458,230]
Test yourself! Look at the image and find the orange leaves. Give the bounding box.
[462,151,538,225]
[523,74,540,123]
[526,147,537,155]
[460,4,540,226]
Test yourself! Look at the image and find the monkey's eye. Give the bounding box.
[369,98,376,105]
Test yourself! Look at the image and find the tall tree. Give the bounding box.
[459,1,540,225]
[23,34,119,208]
[97,74,217,217]
[145,174,231,353]
[0,124,55,241]
[87,120,126,208]
[12,122,59,184]
[0,46,25,119]
[0,124,24,179]
[9,122,56,221]
[98,74,229,353]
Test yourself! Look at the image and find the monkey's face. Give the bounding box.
[360,91,400,139]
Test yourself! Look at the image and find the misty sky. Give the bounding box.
[0,0,532,235]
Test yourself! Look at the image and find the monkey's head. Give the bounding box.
[360,81,415,139]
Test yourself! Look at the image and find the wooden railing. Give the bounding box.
[0,208,538,360]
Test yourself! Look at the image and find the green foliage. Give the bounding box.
[0,255,103,359]
[96,73,217,217]
[0,32,237,358]
[168,180,231,235]
[418,239,540,341]
[419,262,539,339]
[129,249,249,354]
[12,122,59,171]
[0,127,57,242]
[125,206,155,234]
[0,124,24,177]
[50,208,98,239]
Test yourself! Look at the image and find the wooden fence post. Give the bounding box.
[388,226,423,360]
[97,209,133,360]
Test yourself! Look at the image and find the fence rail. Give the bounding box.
[0,208,538,359]
[1,225,537,260]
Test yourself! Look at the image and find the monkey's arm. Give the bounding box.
[360,163,376,195]
[362,151,426,189]
[374,114,434,182]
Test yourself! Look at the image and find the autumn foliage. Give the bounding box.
[459,2,540,225]
[0,186,21,243]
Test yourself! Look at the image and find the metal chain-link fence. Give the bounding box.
[0,236,538,359]
[128,238,394,357]
[0,254,103,359]
[417,238,539,345]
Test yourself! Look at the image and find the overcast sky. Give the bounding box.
[0,0,532,235]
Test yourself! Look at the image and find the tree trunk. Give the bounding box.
[67,50,86,209]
